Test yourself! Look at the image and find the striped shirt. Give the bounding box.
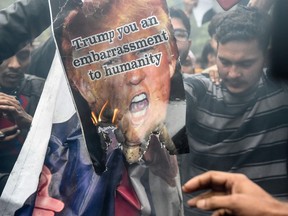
[179,72,288,215]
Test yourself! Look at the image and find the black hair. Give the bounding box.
[215,6,271,52]
[169,7,191,37]
[208,12,225,38]
[200,41,215,68]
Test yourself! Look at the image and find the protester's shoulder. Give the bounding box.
[183,73,211,83]
[183,73,211,87]
[24,74,45,85]
[20,74,45,96]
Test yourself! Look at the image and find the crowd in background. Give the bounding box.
[1,0,288,216]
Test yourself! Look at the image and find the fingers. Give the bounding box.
[32,209,54,216]
[0,93,19,105]
[182,171,235,193]
[34,196,64,212]
[209,69,221,85]
[0,94,22,117]
[1,125,18,133]
[202,65,221,85]
[0,125,20,141]
[187,190,227,207]
[0,100,32,128]
[186,193,239,215]
[211,208,233,216]
[189,195,241,215]
[0,92,17,99]
[4,129,20,141]
[194,196,235,210]
[37,166,52,196]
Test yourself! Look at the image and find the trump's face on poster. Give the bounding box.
[60,0,178,162]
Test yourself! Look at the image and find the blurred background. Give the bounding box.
[0,0,213,56]
[0,0,249,63]
[0,0,52,48]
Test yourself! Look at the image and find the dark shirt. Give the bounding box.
[0,74,45,193]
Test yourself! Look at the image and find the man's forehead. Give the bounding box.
[171,17,186,28]
[217,41,264,62]
[217,40,263,53]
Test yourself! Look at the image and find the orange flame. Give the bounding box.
[90,101,119,125]
[98,101,109,122]
[112,108,119,124]
[91,111,98,125]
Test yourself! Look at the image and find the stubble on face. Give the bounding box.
[217,40,265,95]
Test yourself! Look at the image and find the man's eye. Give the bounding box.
[238,62,253,68]
[16,50,30,62]
[103,57,122,66]
[173,29,189,42]
[136,47,154,57]
[219,59,231,66]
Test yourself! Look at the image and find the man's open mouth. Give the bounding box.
[129,93,149,125]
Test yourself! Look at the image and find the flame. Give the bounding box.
[112,108,119,124]
[98,101,109,122]
[90,100,119,125]
[91,111,98,125]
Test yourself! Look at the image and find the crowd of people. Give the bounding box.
[1,0,288,215]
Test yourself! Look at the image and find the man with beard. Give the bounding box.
[0,44,45,194]
[179,6,288,215]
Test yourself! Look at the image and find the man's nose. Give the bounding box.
[7,56,21,70]
[227,65,241,78]
[125,69,146,85]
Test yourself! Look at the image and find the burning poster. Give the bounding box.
[1,0,187,215]
[50,0,186,215]
[51,0,187,167]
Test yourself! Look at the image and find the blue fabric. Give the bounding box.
[16,113,125,216]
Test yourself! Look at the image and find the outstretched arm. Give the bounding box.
[182,171,288,216]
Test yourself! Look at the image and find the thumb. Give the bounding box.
[212,208,233,216]
[34,196,64,212]
[196,195,236,211]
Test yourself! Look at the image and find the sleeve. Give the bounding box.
[183,74,207,123]
[0,0,51,62]
[183,75,207,107]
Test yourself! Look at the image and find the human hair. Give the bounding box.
[169,7,191,37]
[60,0,178,82]
[200,41,215,68]
[207,12,225,38]
[215,6,271,52]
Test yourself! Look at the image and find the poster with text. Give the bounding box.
[19,0,187,215]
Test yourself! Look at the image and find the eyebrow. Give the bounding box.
[218,56,257,64]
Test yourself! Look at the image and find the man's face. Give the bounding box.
[71,27,175,146]
[0,45,31,89]
[217,39,265,94]
[171,17,191,64]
